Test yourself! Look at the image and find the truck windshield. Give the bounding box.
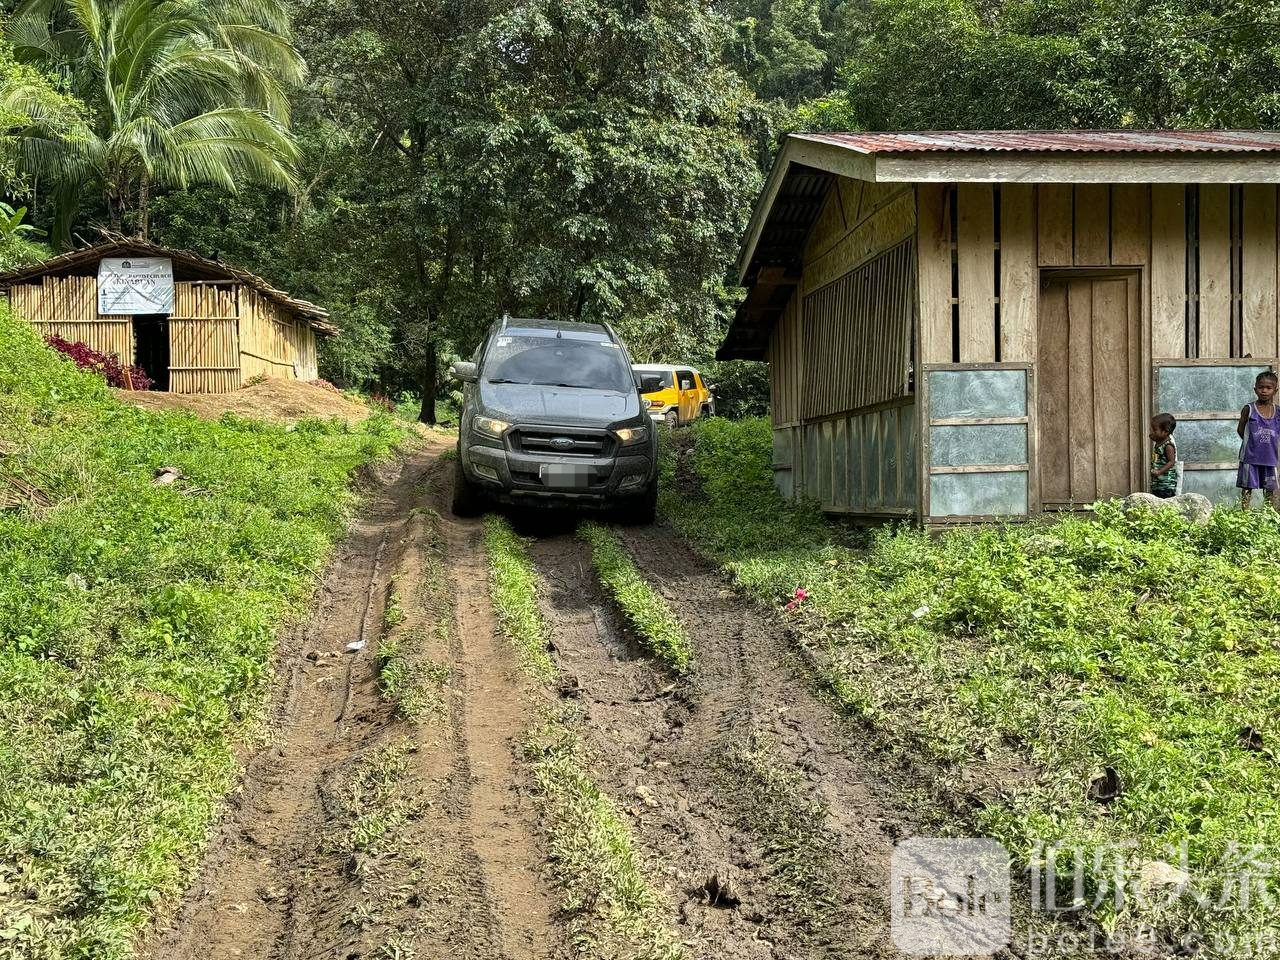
[484,336,632,392]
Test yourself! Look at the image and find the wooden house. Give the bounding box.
[0,239,335,393]
[719,130,1280,523]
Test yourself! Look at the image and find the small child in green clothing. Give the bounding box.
[1149,413,1178,499]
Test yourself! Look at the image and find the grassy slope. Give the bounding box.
[0,313,405,958]
[661,418,1280,947]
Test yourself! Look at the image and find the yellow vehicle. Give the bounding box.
[632,364,715,426]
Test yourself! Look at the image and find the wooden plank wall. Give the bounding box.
[917,182,1280,366]
[767,294,802,427]
[802,240,916,420]
[9,277,133,359]
[239,289,318,384]
[802,178,917,296]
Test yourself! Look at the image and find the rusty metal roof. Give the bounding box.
[797,130,1280,154]
[0,235,336,334]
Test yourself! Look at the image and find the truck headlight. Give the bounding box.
[474,416,511,440]
[614,425,649,445]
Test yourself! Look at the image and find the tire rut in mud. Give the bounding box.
[147,447,562,960]
[525,523,916,960]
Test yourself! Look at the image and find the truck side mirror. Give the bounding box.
[450,361,479,384]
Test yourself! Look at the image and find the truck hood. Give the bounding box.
[479,382,638,426]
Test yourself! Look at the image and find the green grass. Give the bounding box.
[377,628,451,723]
[338,738,424,855]
[662,417,1280,949]
[579,523,692,674]
[718,731,840,931]
[0,312,407,959]
[481,517,679,957]
[525,716,684,960]
[483,514,555,678]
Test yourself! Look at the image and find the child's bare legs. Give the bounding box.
[1242,489,1255,510]
[1269,487,1280,510]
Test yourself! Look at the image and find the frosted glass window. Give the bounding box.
[1157,366,1269,414]
[832,419,849,508]
[1181,469,1240,506]
[929,370,1027,420]
[881,408,899,508]
[1174,419,1241,464]
[772,429,794,468]
[900,408,918,510]
[930,472,1029,517]
[930,424,1029,468]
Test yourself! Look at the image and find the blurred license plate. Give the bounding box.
[540,464,591,488]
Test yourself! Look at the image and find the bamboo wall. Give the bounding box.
[767,176,919,516]
[917,183,1280,365]
[766,295,802,425]
[768,179,918,428]
[801,239,916,420]
[8,273,322,394]
[9,276,133,358]
[170,283,241,394]
[239,289,318,384]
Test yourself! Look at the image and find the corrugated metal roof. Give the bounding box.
[798,130,1280,154]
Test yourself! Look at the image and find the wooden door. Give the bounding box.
[1038,274,1142,507]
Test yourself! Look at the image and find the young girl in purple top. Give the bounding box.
[1237,370,1280,509]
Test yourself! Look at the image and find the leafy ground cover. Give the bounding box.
[661,418,1280,953]
[579,523,693,675]
[484,515,556,678]
[0,312,406,958]
[524,717,685,960]
[482,515,681,959]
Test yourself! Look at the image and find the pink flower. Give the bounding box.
[785,601,798,612]
[794,588,809,602]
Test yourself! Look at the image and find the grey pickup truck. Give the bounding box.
[448,317,662,523]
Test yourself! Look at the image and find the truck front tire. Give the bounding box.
[450,456,485,517]
[616,482,658,525]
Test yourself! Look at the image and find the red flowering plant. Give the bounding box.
[785,587,809,612]
[45,335,154,391]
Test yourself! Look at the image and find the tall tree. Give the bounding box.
[827,0,1280,131]
[263,0,760,420]
[6,0,303,245]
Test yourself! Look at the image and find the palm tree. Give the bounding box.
[3,0,303,246]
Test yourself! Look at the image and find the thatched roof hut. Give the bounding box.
[0,238,335,393]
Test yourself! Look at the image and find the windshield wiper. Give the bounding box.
[486,378,529,385]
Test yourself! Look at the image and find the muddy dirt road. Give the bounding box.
[147,445,929,960]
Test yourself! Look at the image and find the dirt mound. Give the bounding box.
[118,379,372,424]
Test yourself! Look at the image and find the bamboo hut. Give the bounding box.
[720,130,1280,523]
[0,239,335,393]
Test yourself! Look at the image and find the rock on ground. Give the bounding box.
[1120,491,1214,524]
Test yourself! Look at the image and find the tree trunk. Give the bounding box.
[106,189,123,234]
[137,171,151,239]
[419,340,438,425]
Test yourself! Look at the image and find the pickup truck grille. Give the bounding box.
[512,428,613,458]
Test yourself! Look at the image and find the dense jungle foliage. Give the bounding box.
[1,0,1278,417]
